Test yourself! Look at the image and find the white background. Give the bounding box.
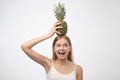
[0,0,120,80]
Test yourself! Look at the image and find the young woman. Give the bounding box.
[21,22,83,80]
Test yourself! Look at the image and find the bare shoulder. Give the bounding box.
[75,64,83,80]
[76,64,83,72]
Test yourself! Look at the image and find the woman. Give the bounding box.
[21,22,83,80]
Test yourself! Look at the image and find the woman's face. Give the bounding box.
[54,38,71,60]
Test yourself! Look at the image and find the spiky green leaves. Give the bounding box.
[54,2,66,22]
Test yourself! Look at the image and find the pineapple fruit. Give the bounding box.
[54,2,68,36]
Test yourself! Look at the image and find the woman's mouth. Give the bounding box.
[58,52,65,56]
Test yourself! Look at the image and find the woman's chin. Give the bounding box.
[57,55,67,60]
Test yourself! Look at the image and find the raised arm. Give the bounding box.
[21,22,61,72]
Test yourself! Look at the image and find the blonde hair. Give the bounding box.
[52,35,73,62]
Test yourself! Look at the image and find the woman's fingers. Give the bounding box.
[55,26,63,29]
[55,30,62,35]
[54,22,61,27]
[52,22,63,35]
[55,26,63,35]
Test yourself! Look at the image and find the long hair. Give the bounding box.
[52,35,73,62]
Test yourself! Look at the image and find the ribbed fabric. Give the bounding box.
[46,61,76,80]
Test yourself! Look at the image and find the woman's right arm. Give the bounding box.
[21,22,61,70]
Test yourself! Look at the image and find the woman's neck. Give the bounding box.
[55,59,70,65]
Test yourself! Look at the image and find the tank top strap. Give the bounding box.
[51,60,55,67]
[51,60,53,66]
[74,64,76,71]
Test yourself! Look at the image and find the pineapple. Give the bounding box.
[54,2,68,36]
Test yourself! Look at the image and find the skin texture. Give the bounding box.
[21,22,83,80]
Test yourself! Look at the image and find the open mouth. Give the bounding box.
[59,52,65,55]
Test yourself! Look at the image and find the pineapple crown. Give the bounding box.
[54,2,66,22]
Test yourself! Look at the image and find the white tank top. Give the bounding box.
[46,61,76,80]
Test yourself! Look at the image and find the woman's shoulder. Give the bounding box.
[76,64,82,70]
[75,64,83,80]
[75,64,83,75]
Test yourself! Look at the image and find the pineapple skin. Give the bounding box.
[56,21,67,36]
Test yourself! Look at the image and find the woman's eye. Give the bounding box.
[64,44,68,47]
[56,44,60,47]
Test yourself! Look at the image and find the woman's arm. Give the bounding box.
[76,65,83,80]
[21,34,51,65]
[21,22,61,71]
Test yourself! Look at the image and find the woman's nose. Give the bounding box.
[59,46,64,49]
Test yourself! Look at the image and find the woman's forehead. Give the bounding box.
[56,38,69,44]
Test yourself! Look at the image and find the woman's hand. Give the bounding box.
[48,22,62,37]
